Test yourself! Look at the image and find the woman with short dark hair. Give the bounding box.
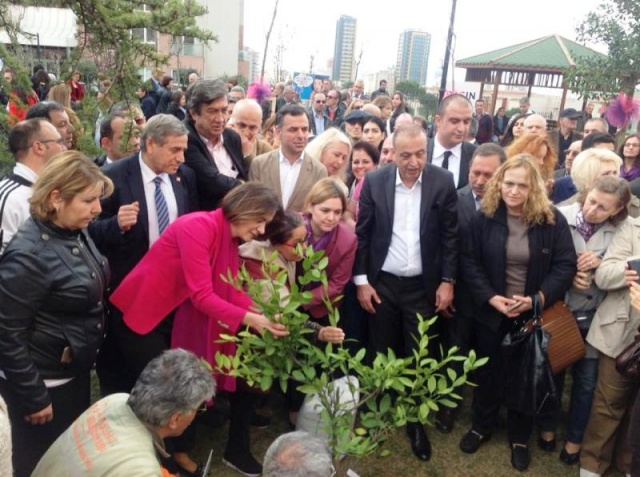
[166,90,187,121]
[111,182,287,476]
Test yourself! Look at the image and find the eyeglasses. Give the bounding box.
[284,234,309,248]
[35,138,66,146]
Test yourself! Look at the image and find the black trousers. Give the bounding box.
[471,320,534,443]
[368,272,440,359]
[171,389,257,459]
[0,373,90,477]
[96,305,173,395]
[340,281,369,356]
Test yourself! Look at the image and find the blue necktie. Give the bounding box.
[153,176,169,234]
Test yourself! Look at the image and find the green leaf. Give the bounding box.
[427,376,436,394]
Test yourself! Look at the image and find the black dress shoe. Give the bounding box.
[406,424,432,461]
[559,447,580,465]
[459,429,491,454]
[435,407,455,433]
[511,443,530,471]
[176,463,204,477]
[538,435,557,452]
[250,411,271,429]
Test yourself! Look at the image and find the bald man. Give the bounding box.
[362,103,381,118]
[523,114,547,136]
[229,99,273,167]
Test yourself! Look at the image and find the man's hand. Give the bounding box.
[356,283,381,314]
[25,404,53,425]
[117,201,140,232]
[229,123,254,157]
[435,282,454,315]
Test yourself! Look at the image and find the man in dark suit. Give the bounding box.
[94,113,140,167]
[437,143,505,434]
[183,78,247,210]
[307,92,331,136]
[548,108,582,169]
[90,114,197,395]
[354,124,458,462]
[474,99,494,145]
[428,94,477,189]
[325,88,346,127]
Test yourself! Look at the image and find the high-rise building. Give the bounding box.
[396,29,431,86]
[332,15,357,83]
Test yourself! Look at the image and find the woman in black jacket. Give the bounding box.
[0,151,112,477]
[458,154,576,472]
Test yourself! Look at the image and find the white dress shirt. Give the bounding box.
[381,169,423,277]
[279,149,303,209]
[432,138,462,187]
[313,111,326,135]
[200,134,238,179]
[139,156,178,246]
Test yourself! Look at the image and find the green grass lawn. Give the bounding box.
[90,373,628,477]
[186,386,627,477]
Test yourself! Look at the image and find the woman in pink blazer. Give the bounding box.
[110,182,286,477]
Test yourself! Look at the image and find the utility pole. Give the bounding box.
[439,0,457,103]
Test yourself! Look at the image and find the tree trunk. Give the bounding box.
[260,0,279,81]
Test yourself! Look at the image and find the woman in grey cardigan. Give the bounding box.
[555,176,630,466]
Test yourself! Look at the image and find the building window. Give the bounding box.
[131,5,157,45]
[170,36,203,57]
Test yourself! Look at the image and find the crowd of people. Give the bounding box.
[0,70,639,477]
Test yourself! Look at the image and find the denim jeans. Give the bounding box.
[566,357,599,443]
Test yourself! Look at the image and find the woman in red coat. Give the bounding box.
[67,70,84,104]
[110,182,286,477]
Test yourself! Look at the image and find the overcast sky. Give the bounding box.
[243,0,605,87]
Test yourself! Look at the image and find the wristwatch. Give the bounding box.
[442,277,456,285]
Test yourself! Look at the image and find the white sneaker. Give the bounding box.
[579,469,600,477]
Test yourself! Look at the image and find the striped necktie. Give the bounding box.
[153,176,169,234]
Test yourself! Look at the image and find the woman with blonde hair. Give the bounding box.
[555,148,639,217]
[304,128,351,192]
[344,98,365,116]
[301,178,357,321]
[372,95,393,122]
[47,83,82,149]
[459,154,576,471]
[0,151,112,476]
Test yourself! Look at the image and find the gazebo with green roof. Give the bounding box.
[456,34,607,114]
